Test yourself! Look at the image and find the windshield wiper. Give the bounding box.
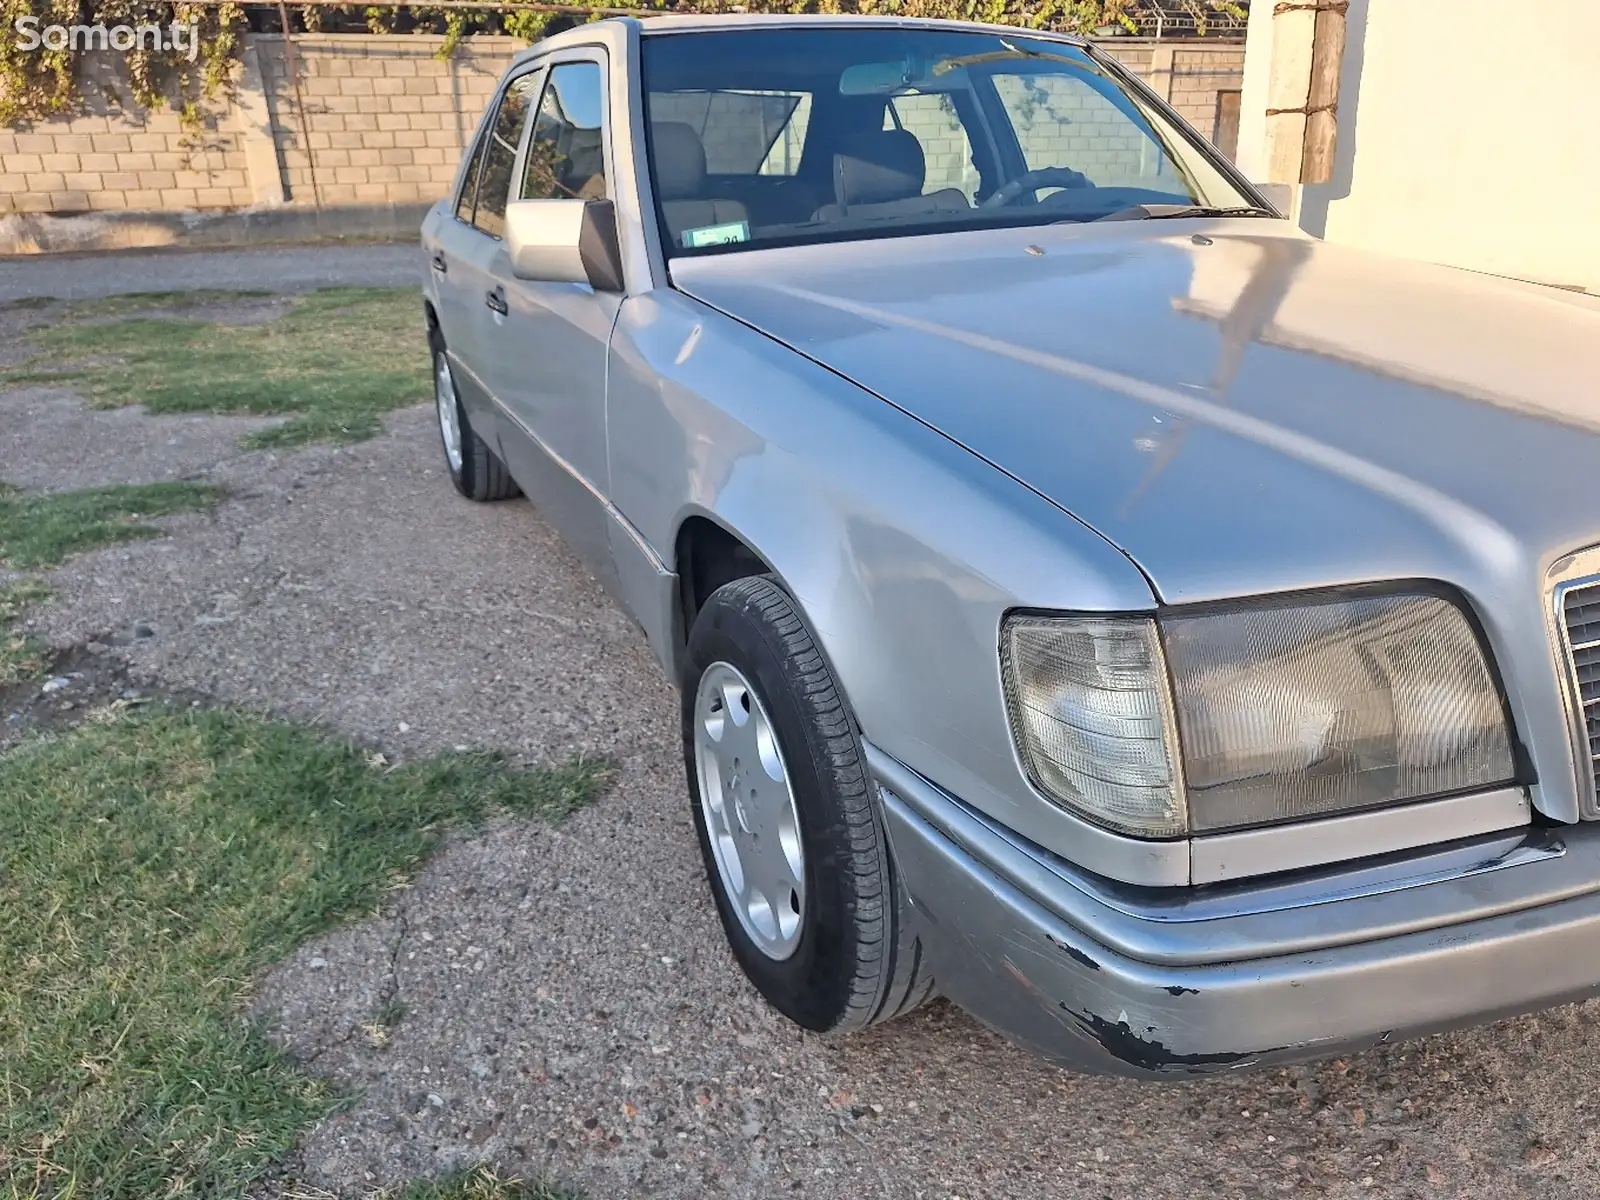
[1090,203,1280,222]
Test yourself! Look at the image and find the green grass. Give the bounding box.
[0,578,53,686]
[0,482,223,570]
[0,707,610,1198]
[1,287,428,449]
[387,1166,583,1200]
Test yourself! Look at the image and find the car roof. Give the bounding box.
[528,13,1089,55]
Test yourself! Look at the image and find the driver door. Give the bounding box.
[482,55,622,592]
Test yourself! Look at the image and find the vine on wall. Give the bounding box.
[1,1,244,128]
[0,0,1242,131]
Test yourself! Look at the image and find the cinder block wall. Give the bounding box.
[254,35,519,208]
[0,51,253,214]
[0,33,1242,223]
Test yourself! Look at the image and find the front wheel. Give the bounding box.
[432,345,519,502]
[682,574,934,1032]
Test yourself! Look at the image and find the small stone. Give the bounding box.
[309,956,328,970]
[398,722,411,733]
[740,1121,761,1138]
[1525,1145,1557,1168]
[427,1093,444,1108]
[470,1062,492,1080]
[1425,1164,1445,1185]
[40,677,70,695]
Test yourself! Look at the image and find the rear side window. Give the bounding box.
[471,71,542,237]
[521,61,609,201]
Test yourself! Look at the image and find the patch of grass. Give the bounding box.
[0,482,223,569]
[2,286,427,449]
[0,707,611,1198]
[0,295,56,311]
[388,1165,584,1200]
[0,578,53,686]
[58,289,275,320]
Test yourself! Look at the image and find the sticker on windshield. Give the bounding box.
[682,220,750,249]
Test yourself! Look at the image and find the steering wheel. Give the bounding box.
[980,166,1094,209]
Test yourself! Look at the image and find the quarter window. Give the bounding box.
[472,71,542,237]
[455,130,488,223]
[521,61,608,202]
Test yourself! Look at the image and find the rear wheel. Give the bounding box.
[682,574,934,1031]
[432,344,518,502]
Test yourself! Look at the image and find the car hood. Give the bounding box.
[671,220,1600,606]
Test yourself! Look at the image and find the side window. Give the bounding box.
[885,92,979,202]
[472,71,542,238]
[455,131,488,223]
[521,62,608,202]
[992,72,1180,193]
[647,90,811,178]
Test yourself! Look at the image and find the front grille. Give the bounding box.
[1563,581,1600,801]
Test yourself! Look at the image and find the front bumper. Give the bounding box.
[869,745,1600,1079]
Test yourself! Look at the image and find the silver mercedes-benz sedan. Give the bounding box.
[420,14,1600,1077]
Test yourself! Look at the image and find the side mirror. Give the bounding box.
[504,198,625,292]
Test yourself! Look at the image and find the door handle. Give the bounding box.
[485,286,508,316]
[430,252,448,274]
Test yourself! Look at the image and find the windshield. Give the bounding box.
[640,27,1256,257]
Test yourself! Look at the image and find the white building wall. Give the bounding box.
[1239,0,1600,293]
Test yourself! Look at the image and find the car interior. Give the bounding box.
[645,79,1000,247]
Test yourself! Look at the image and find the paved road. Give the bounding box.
[0,241,420,302]
[5,247,1597,1199]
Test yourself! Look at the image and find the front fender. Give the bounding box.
[606,289,1163,874]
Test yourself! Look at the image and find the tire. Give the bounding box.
[431,341,519,503]
[682,574,934,1032]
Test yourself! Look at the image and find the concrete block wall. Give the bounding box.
[1167,44,1246,135]
[255,35,519,208]
[0,50,251,214]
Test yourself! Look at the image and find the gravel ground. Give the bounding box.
[5,247,1600,1199]
[0,241,419,303]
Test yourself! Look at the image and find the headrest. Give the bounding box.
[653,121,706,200]
[833,129,926,207]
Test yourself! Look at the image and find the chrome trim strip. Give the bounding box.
[1190,787,1532,885]
[1545,545,1600,818]
[490,392,668,574]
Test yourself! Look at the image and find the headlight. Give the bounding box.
[1000,615,1188,838]
[1001,591,1516,838]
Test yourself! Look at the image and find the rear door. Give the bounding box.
[483,54,622,588]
